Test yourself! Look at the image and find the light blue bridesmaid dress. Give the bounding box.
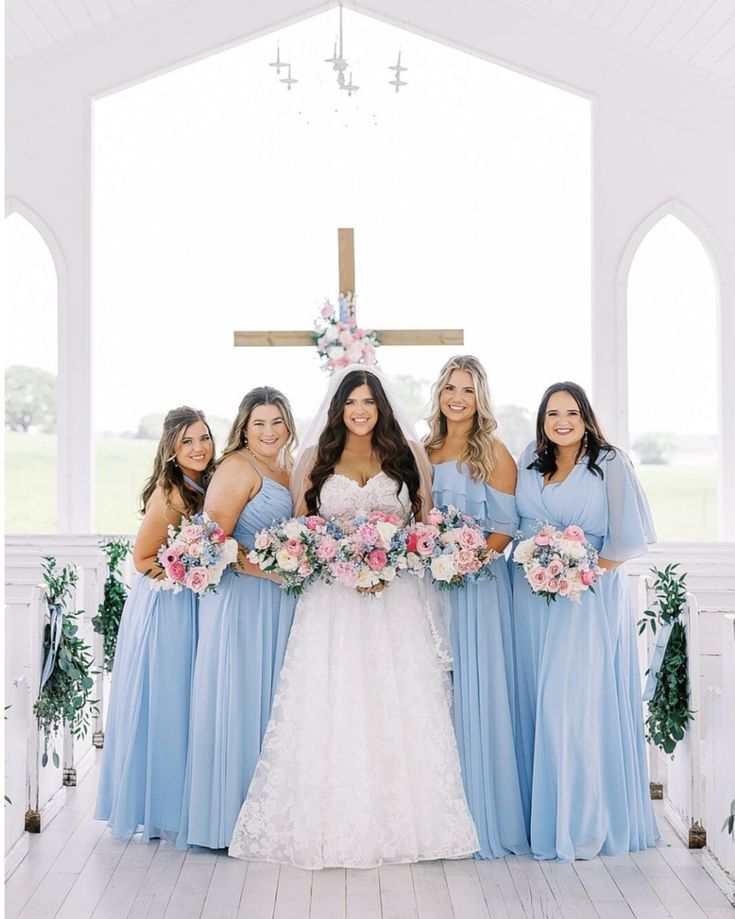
[432,462,530,858]
[178,475,296,849]
[512,444,658,861]
[95,476,204,841]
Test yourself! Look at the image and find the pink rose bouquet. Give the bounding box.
[324,510,408,593]
[404,505,499,590]
[248,515,329,596]
[153,511,238,595]
[512,523,604,604]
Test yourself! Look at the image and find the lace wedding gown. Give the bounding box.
[229,472,479,868]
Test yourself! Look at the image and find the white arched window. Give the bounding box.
[4,212,59,534]
[627,214,719,542]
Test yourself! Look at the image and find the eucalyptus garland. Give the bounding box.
[638,563,694,756]
[34,556,98,768]
[92,538,132,672]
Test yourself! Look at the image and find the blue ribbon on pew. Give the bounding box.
[39,602,64,691]
[642,620,674,702]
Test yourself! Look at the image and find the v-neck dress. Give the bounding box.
[96,475,205,841]
[511,443,658,861]
[177,476,296,849]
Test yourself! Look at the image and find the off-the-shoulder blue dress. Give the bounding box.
[432,461,529,858]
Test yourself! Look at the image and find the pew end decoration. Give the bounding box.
[34,557,98,768]
[92,537,131,672]
[638,563,694,757]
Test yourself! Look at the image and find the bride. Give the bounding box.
[228,366,479,869]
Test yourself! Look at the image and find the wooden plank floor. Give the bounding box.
[6,763,734,919]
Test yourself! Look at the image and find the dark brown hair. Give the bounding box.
[139,406,215,517]
[305,370,421,518]
[528,382,616,479]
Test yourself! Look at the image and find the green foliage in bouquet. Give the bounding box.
[92,538,132,671]
[638,563,694,756]
[34,557,98,768]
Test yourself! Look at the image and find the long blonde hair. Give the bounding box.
[139,406,215,516]
[424,355,499,482]
[220,386,297,469]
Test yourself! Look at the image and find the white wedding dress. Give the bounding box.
[228,472,479,869]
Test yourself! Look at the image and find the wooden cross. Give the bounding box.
[234,228,464,348]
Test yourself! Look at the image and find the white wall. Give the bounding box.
[6,0,735,536]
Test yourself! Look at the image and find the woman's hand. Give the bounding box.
[597,557,621,572]
[357,583,385,595]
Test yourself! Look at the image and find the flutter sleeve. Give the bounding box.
[601,449,656,562]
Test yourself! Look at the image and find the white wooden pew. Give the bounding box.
[703,615,735,903]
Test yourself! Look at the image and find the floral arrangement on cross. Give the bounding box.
[313,293,380,373]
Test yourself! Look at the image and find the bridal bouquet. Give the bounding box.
[248,515,330,596]
[154,512,239,594]
[512,523,604,604]
[324,510,408,592]
[404,506,499,590]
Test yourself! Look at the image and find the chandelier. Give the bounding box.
[268,2,408,95]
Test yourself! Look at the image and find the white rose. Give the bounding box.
[223,538,239,564]
[328,345,345,360]
[283,520,307,540]
[513,539,535,564]
[564,541,586,560]
[346,342,363,362]
[442,528,462,545]
[430,554,457,582]
[324,325,339,342]
[275,548,299,572]
[356,566,379,589]
[382,566,397,582]
[376,521,398,544]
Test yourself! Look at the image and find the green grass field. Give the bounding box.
[5,433,719,540]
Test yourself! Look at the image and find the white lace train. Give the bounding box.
[228,473,479,868]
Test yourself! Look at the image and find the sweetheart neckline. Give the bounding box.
[331,471,386,490]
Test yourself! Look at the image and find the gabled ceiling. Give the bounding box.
[6,0,735,89]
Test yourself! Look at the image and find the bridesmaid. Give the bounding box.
[178,386,297,849]
[96,406,215,840]
[512,382,658,861]
[425,355,529,858]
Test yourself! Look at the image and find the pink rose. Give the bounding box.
[305,515,326,530]
[285,538,304,557]
[338,329,353,347]
[210,526,226,545]
[254,531,272,550]
[159,547,179,566]
[457,548,476,575]
[362,344,376,364]
[546,578,560,593]
[357,523,379,545]
[458,526,483,551]
[427,510,444,526]
[331,561,358,587]
[321,303,334,319]
[562,525,586,543]
[547,559,564,578]
[534,530,551,546]
[166,560,186,582]
[316,535,338,561]
[529,567,548,588]
[367,548,388,571]
[416,534,436,557]
[298,562,314,577]
[185,567,209,594]
[580,568,597,586]
[557,577,571,596]
[179,524,200,543]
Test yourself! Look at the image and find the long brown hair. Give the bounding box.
[424,354,499,482]
[528,382,616,479]
[139,406,215,517]
[220,386,297,469]
[305,370,421,518]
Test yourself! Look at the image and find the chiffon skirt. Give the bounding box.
[178,570,295,848]
[95,578,197,841]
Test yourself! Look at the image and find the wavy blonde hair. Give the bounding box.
[424,355,499,483]
[220,386,297,469]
